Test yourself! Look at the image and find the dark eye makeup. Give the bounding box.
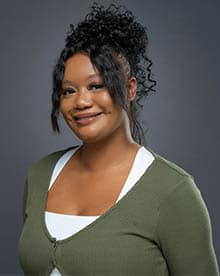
[88,83,104,90]
[61,83,105,96]
[61,88,75,96]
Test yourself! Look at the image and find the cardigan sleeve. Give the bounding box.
[155,176,219,276]
[22,177,28,224]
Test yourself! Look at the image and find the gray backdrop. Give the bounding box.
[1,0,219,273]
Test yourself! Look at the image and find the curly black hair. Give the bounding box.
[51,2,156,145]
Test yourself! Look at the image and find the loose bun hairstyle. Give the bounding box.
[51,2,156,145]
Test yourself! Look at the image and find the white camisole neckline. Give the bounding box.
[45,145,155,276]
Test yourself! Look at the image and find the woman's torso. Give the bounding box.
[45,144,141,216]
[18,145,218,276]
[44,144,155,276]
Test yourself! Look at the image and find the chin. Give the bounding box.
[75,130,113,145]
[73,132,101,144]
[69,122,117,144]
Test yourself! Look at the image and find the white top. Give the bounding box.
[45,145,155,276]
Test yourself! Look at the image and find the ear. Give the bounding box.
[127,76,137,102]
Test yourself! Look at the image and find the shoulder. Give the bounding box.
[151,150,193,179]
[142,150,210,234]
[26,145,80,179]
[147,153,219,275]
[124,148,205,238]
[143,148,199,202]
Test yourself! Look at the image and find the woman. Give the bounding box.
[18,3,219,275]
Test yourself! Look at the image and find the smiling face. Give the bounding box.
[60,52,132,144]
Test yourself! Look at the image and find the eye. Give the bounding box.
[88,84,104,91]
[61,88,75,96]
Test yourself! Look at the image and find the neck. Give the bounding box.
[76,132,141,173]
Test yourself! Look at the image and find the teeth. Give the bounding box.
[79,115,95,119]
[76,113,101,120]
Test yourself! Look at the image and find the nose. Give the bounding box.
[74,88,93,109]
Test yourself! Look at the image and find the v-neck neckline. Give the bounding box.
[41,145,159,244]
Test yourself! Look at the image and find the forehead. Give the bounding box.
[64,52,100,81]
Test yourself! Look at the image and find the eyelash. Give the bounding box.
[61,84,104,96]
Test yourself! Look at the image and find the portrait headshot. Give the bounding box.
[1,0,219,275]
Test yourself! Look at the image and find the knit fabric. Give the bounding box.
[18,145,219,276]
[45,145,154,275]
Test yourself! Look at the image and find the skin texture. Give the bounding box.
[60,52,140,173]
[46,52,142,215]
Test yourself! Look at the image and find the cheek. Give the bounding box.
[102,98,124,120]
[60,100,71,115]
[60,104,73,125]
[100,93,116,112]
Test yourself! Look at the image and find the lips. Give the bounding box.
[73,112,103,125]
[74,112,103,120]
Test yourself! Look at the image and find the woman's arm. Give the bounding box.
[155,176,219,275]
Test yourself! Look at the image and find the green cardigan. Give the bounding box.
[18,145,219,276]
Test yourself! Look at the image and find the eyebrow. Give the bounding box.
[62,73,101,86]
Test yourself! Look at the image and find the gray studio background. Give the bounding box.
[1,0,219,273]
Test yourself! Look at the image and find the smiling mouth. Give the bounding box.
[74,112,103,121]
[74,113,103,125]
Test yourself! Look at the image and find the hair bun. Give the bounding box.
[66,2,148,63]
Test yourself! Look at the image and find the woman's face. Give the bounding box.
[60,52,130,144]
